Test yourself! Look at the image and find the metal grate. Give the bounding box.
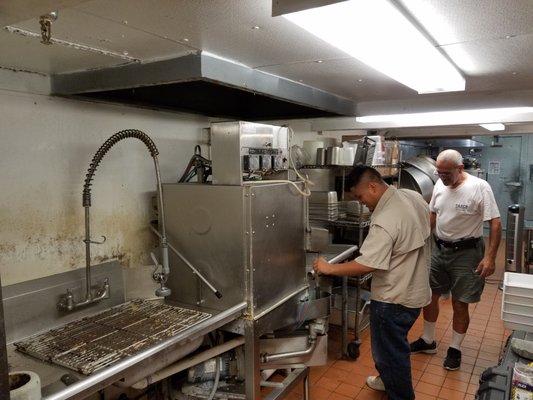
[14,299,211,375]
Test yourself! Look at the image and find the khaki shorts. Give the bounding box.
[429,240,485,303]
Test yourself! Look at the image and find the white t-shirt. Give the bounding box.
[429,174,500,241]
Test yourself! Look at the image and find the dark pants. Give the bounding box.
[370,300,421,400]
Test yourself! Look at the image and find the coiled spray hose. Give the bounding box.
[82,129,170,298]
[83,129,159,207]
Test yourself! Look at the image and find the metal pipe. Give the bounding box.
[261,381,284,388]
[263,367,308,400]
[149,225,221,298]
[153,157,169,277]
[0,274,10,400]
[354,204,364,342]
[261,338,317,363]
[43,301,247,400]
[328,245,358,264]
[131,337,245,389]
[84,206,91,300]
[354,277,361,338]
[341,276,348,356]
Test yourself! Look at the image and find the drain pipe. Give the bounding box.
[131,337,245,390]
[260,320,325,364]
[260,339,317,363]
[260,334,317,364]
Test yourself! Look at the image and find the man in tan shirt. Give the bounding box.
[314,166,431,400]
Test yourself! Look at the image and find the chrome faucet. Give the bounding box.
[58,129,170,311]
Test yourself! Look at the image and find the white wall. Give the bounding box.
[265,118,357,146]
[0,82,211,288]
[0,70,356,290]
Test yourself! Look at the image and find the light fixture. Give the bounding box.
[479,123,505,131]
[283,0,465,94]
[355,107,533,126]
[252,25,261,30]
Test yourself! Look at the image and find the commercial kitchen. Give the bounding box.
[1,1,533,399]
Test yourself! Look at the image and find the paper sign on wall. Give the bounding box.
[488,160,501,175]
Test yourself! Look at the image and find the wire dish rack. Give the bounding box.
[14,299,211,375]
[310,201,371,227]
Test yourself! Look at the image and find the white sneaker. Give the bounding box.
[366,376,385,391]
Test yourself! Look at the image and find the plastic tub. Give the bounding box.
[503,293,533,306]
[503,272,533,297]
[501,273,533,332]
[502,302,533,315]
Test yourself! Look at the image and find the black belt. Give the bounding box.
[434,235,481,251]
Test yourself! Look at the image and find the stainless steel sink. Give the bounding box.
[8,298,246,400]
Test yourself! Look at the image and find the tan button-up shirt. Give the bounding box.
[355,186,432,308]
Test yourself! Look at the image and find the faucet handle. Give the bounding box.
[96,278,110,298]
[150,252,164,281]
[58,289,74,311]
[150,252,161,268]
[150,252,171,297]
[84,235,107,245]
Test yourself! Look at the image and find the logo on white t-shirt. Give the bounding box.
[455,203,469,211]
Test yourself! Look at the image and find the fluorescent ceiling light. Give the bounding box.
[356,107,533,126]
[479,123,505,131]
[283,0,465,94]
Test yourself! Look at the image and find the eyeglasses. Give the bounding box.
[433,169,456,177]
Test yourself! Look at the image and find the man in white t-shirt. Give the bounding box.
[410,149,502,371]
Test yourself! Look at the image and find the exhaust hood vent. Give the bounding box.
[51,52,355,120]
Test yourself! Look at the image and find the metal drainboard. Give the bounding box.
[14,299,211,375]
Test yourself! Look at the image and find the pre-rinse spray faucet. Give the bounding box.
[58,129,170,311]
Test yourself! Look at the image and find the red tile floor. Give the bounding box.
[285,246,510,400]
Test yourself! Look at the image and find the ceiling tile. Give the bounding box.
[399,0,533,45]
[2,8,193,74]
[0,30,116,74]
[258,58,417,101]
[441,34,533,91]
[72,0,348,67]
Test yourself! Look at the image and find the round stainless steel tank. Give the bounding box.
[399,156,437,203]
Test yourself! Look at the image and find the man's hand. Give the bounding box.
[475,257,496,278]
[313,257,332,275]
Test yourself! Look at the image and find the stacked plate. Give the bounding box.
[340,201,371,222]
[309,191,339,221]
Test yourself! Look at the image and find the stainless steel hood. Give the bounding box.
[51,52,356,120]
